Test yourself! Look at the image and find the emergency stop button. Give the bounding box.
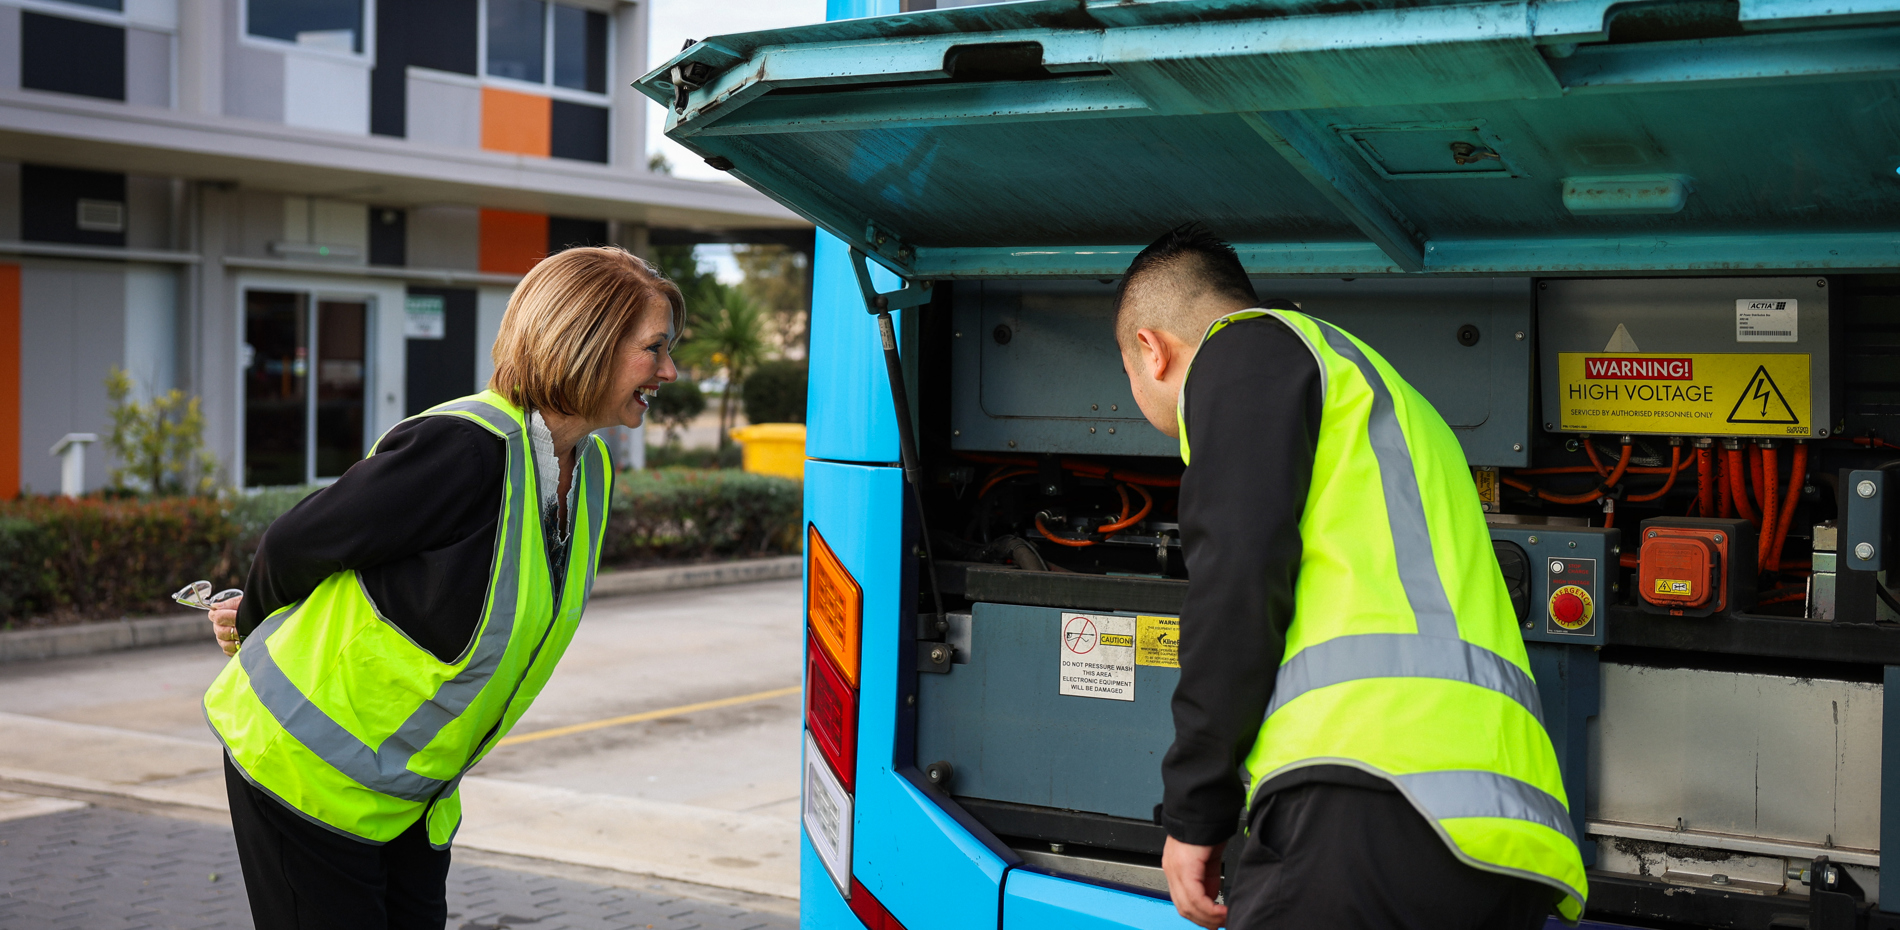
[1549,585,1594,630]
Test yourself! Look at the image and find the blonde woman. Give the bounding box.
[202,246,681,929]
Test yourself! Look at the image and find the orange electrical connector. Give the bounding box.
[1637,518,1756,617]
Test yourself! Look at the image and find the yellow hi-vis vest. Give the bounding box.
[204,391,611,848]
[1177,310,1587,922]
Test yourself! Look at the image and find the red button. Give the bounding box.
[1552,591,1585,625]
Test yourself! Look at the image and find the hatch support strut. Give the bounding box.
[1241,111,1427,273]
[849,247,947,631]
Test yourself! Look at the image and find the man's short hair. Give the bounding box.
[1114,224,1259,352]
[489,246,686,418]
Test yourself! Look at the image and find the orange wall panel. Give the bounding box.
[479,210,549,276]
[0,264,18,498]
[481,87,551,158]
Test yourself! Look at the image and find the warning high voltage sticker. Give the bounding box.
[1555,353,1811,438]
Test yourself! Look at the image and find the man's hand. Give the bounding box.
[207,595,242,657]
[1162,835,1228,929]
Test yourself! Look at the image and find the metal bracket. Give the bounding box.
[850,247,933,315]
[917,641,954,674]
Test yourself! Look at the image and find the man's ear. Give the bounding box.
[1135,328,1171,381]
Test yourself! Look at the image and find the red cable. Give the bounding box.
[1034,513,1096,548]
[1696,447,1715,518]
[1727,447,1759,529]
[1626,446,1684,503]
[1748,444,1765,516]
[1098,483,1154,534]
[1853,437,1900,451]
[1768,443,1808,573]
[1760,445,1779,572]
[1718,450,1734,518]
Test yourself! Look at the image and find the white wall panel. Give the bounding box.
[125,27,173,108]
[123,0,177,31]
[407,204,478,271]
[475,285,509,391]
[19,261,127,495]
[123,264,177,402]
[283,53,369,135]
[404,69,480,149]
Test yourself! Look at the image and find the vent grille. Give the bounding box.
[75,199,125,233]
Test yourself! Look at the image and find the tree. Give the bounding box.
[676,293,769,449]
[104,367,221,497]
[648,378,706,446]
[733,244,812,358]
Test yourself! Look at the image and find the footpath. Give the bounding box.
[0,562,806,929]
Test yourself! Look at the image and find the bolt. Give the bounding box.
[1858,479,1877,499]
[1713,534,1723,543]
[1007,440,1017,448]
[1108,428,1116,434]
[953,430,961,437]
[1648,530,1658,538]
[954,332,962,338]
[1513,443,1524,452]
[1856,542,1876,561]
[1090,427,1096,434]
[1711,874,1730,885]
[930,645,948,664]
[1091,404,1099,411]
[1547,422,1555,430]
[907,694,916,706]
[1529,535,1539,544]
[1110,404,1118,411]
[1515,331,1526,341]
[1612,545,1620,555]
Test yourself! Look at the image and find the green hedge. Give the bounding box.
[603,468,802,565]
[0,469,798,626]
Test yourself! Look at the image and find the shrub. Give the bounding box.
[0,486,319,628]
[104,366,221,496]
[644,443,742,470]
[647,380,707,446]
[742,359,808,424]
[603,468,801,565]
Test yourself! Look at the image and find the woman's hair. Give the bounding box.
[488,246,686,417]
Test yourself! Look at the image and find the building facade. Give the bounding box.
[0,0,805,494]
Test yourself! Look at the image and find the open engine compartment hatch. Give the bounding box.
[640,0,1900,279]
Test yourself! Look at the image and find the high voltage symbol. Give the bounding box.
[1727,366,1799,424]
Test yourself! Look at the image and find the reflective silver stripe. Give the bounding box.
[1395,769,1578,844]
[576,437,609,608]
[1265,633,1545,726]
[240,396,528,801]
[1309,319,1461,640]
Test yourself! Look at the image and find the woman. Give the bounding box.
[203,246,681,929]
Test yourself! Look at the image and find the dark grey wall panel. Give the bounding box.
[369,206,405,266]
[404,286,477,416]
[22,164,126,247]
[550,100,609,164]
[546,215,607,253]
[22,12,124,101]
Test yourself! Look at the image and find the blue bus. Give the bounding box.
[641,2,1900,928]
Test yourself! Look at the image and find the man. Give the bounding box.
[1115,226,1585,929]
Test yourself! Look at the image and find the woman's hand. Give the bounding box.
[208,595,243,657]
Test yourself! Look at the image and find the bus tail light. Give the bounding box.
[848,878,908,930]
[803,524,863,898]
[806,635,857,791]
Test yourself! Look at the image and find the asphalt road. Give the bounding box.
[0,578,807,923]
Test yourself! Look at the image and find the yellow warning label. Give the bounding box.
[1556,353,1811,437]
[1655,578,1693,595]
[1099,634,1134,647]
[1136,615,1179,668]
[1472,466,1500,513]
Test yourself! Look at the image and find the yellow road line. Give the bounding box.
[497,685,802,747]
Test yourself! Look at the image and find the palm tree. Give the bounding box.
[676,292,769,449]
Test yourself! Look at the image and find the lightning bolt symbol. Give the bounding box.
[1754,376,1773,417]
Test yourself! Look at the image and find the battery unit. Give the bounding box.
[1538,277,1831,441]
[1636,517,1756,617]
[1488,524,1618,646]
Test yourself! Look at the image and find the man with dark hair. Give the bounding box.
[1116,224,1586,929]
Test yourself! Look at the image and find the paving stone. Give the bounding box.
[0,806,799,930]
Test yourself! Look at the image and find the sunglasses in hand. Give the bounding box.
[173,580,243,611]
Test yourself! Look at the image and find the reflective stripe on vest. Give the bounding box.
[1178,309,1585,921]
[206,392,611,843]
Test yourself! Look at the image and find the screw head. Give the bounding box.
[1568,541,1577,548]
[1648,530,1658,538]
[1858,479,1877,499]
[1513,443,1523,452]
[1007,440,1017,448]
[1107,427,1116,434]
[1714,534,1723,543]
[1515,331,1526,341]
[1528,535,1539,544]
[907,694,916,706]
[930,645,948,663]
[1856,542,1876,561]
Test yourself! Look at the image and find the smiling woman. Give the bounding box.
[201,245,684,930]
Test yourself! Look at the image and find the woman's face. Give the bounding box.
[601,296,679,430]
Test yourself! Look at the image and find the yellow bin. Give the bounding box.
[728,423,807,480]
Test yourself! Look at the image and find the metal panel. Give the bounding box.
[807,231,902,464]
[805,459,1012,929]
[952,277,1533,465]
[917,603,1178,822]
[1538,276,1834,439]
[1002,870,1185,930]
[1491,525,1618,645]
[1590,663,1883,852]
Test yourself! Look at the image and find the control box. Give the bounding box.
[1636,517,1756,617]
[1489,525,1619,646]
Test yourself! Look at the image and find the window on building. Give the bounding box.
[22,13,126,101]
[243,290,371,487]
[484,0,607,93]
[247,0,367,54]
[52,0,124,10]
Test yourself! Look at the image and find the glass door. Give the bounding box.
[243,289,372,487]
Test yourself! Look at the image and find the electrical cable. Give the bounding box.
[1097,483,1154,534]
[977,468,1035,498]
[1718,450,1734,518]
[1760,445,1779,571]
[1515,443,1632,505]
[1625,446,1685,503]
[1034,513,1097,548]
[1696,446,1715,518]
[1726,446,1759,528]
[1767,442,1808,573]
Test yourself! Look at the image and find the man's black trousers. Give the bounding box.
[1226,782,1556,930]
[224,754,451,930]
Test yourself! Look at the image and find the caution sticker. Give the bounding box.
[1655,578,1693,595]
[1137,615,1179,668]
[1555,353,1810,438]
[1059,613,1135,701]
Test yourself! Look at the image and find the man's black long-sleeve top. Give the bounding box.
[1160,313,1388,847]
[235,416,505,662]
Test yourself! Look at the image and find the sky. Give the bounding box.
[645,0,828,186]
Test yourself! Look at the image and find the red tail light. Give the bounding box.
[849,878,908,930]
[806,634,858,791]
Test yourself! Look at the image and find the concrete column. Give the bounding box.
[175,0,223,116]
[191,183,239,484]
[611,0,650,172]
